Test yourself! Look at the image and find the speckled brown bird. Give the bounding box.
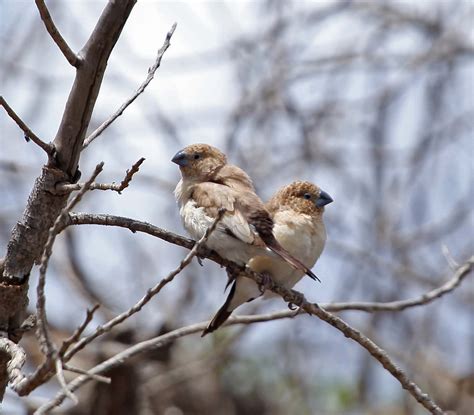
[172,144,319,280]
[202,180,333,336]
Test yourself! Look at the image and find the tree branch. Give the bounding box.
[22,164,103,405]
[9,210,224,398]
[0,338,26,401]
[1,0,137,399]
[63,209,226,362]
[64,211,473,314]
[0,96,53,155]
[82,22,177,150]
[55,158,145,194]
[34,0,79,67]
[35,293,450,414]
[60,212,468,413]
[36,163,104,358]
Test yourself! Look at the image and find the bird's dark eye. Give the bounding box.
[303,193,312,200]
[193,153,201,160]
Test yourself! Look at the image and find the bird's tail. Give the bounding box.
[264,236,321,282]
[201,282,236,337]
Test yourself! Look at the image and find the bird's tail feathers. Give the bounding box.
[202,281,236,337]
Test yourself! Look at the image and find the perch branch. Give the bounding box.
[63,209,225,362]
[56,213,467,413]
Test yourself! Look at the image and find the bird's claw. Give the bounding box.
[196,256,204,267]
[258,272,273,294]
[286,292,305,315]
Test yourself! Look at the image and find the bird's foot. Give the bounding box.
[196,256,204,267]
[287,292,305,315]
[258,272,273,294]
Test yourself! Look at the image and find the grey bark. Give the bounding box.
[0,0,137,400]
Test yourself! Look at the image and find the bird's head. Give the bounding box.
[172,143,227,181]
[269,181,333,216]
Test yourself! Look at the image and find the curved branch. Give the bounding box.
[65,212,473,313]
[60,212,460,414]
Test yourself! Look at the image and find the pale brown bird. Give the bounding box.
[172,144,318,279]
[202,180,333,336]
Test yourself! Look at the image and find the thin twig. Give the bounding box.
[54,358,77,405]
[0,96,53,155]
[34,163,104,405]
[62,364,111,384]
[236,269,446,414]
[36,163,104,358]
[34,0,79,67]
[323,256,473,312]
[305,304,444,414]
[58,305,100,356]
[82,23,177,149]
[64,213,473,313]
[63,209,225,362]
[442,244,459,270]
[34,259,469,414]
[56,158,145,194]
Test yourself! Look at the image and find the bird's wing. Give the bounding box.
[191,182,258,245]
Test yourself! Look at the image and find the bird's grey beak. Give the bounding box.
[172,150,188,166]
[315,190,333,207]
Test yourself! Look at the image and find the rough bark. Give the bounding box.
[0,0,137,400]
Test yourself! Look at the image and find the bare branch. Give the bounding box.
[65,212,219,262]
[24,165,103,403]
[64,212,472,308]
[0,96,53,155]
[62,364,110,384]
[82,23,177,150]
[54,358,77,405]
[36,163,104,359]
[305,304,444,414]
[63,209,225,362]
[35,292,447,415]
[324,256,473,312]
[0,338,26,401]
[34,0,79,67]
[56,157,145,194]
[58,305,100,356]
[1,0,137,399]
[51,211,468,413]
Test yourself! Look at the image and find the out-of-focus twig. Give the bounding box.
[34,0,79,67]
[82,23,177,149]
[0,96,53,155]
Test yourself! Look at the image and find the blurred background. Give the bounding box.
[1,0,473,414]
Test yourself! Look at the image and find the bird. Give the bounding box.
[201,180,333,336]
[172,143,319,279]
